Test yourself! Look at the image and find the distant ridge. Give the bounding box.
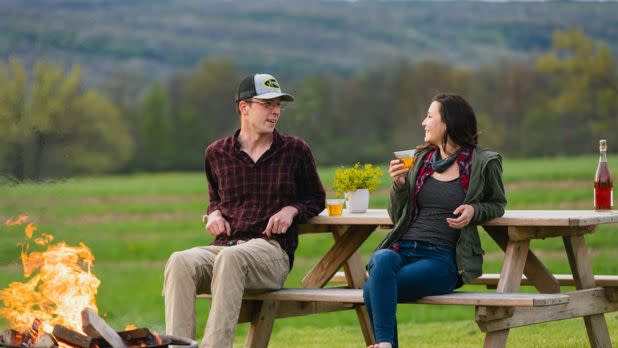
[1,0,617,82]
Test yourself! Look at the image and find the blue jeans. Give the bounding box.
[363,240,459,347]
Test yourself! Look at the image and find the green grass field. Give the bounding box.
[1,155,617,347]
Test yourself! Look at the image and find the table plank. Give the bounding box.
[305,209,618,227]
[206,289,569,307]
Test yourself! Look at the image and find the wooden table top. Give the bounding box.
[307,209,618,227]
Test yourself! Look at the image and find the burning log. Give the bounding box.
[52,324,165,348]
[116,328,154,345]
[0,329,19,347]
[22,318,42,346]
[2,325,195,348]
[0,329,57,348]
[81,308,128,348]
[33,334,57,348]
[52,325,93,348]
[3,316,165,348]
[0,329,19,346]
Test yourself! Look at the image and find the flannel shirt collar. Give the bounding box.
[232,128,283,153]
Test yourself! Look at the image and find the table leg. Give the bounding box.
[333,229,375,346]
[564,235,613,348]
[485,226,560,293]
[302,225,375,288]
[483,237,530,348]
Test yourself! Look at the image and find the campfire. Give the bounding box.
[0,217,195,348]
[1,309,172,348]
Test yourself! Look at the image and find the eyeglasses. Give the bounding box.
[248,99,288,110]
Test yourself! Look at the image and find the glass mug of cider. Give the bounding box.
[393,149,417,169]
[326,199,345,216]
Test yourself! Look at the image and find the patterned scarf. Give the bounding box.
[415,146,473,196]
[430,147,462,173]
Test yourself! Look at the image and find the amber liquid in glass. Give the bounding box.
[327,203,344,216]
[594,140,613,210]
[398,157,414,169]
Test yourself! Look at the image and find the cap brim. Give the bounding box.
[253,92,295,102]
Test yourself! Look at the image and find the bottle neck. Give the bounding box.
[600,149,608,163]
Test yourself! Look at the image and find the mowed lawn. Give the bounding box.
[1,155,617,347]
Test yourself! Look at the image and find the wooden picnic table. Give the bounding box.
[296,209,618,348]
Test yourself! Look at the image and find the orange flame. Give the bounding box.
[0,219,101,336]
[4,215,29,226]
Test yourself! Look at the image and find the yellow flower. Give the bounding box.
[332,162,383,197]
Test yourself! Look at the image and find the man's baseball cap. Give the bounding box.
[235,74,295,102]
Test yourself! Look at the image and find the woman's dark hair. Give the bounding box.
[429,93,479,151]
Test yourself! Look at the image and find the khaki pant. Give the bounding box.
[163,238,289,348]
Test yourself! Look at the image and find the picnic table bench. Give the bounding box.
[200,210,618,347]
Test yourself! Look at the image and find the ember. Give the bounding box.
[1,315,195,347]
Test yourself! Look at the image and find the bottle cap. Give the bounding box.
[600,139,607,151]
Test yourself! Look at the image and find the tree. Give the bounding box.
[98,68,149,173]
[0,58,134,180]
[0,58,27,180]
[165,59,241,170]
[523,28,618,155]
[136,83,173,170]
[472,61,542,155]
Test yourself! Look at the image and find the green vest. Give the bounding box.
[377,145,507,284]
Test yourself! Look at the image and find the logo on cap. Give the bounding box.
[264,79,280,89]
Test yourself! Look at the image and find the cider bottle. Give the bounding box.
[594,139,613,210]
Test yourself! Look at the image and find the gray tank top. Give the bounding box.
[401,176,465,248]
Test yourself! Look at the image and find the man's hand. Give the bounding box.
[205,210,231,237]
[446,204,475,229]
[263,206,299,237]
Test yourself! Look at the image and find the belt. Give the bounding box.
[226,239,247,246]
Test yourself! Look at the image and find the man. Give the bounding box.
[163,73,325,348]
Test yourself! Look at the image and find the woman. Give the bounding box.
[364,94,506,348]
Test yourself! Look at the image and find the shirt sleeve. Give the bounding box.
[289,141,326,223]
[204,147,221,215]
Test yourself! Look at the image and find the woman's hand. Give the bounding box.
[389,159,409,189]
[447,204,475,229]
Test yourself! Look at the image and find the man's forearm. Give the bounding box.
[207,209,223,220]
[281,206,299,217]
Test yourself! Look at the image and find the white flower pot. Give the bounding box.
[346,189,369,213]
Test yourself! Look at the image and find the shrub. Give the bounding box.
[332,163,382,196]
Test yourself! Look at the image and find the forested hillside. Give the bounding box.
[2,0,618,81]
[2,2,618,180]
[2,28,617,180]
